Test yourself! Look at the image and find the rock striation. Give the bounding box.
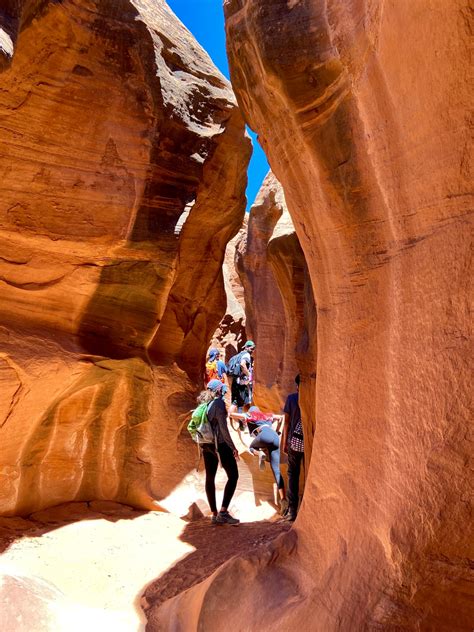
[149,1,473,630]
[210,218,248,365]
[235,171,317,417]
[0,0,250,516]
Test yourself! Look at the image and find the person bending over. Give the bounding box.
[230,406,288,516]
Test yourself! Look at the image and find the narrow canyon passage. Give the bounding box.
[0,1,471,631]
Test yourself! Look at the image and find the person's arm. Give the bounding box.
[272,414,284,433]
[215,399,238,454]
[240,355,250,380]
[229,411,247,421]
[282,413,290,454]
[218,361,229,388]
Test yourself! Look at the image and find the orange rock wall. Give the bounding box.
[0,0,250,516]
[236,172,317,421]
[149,0,473,629]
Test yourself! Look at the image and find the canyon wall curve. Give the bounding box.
[0,0,251,516]
[148,1,473,630]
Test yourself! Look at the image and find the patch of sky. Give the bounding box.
[167,0,269,210]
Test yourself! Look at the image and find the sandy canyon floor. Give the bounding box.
[0,501,290,630]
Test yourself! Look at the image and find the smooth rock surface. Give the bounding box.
[0,0,250,516]
[236,171,317,415]
[148,1,473,630]
[210,219,248,366]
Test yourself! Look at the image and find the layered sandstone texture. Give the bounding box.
[210,218,248,364]
[150,1,473,630]
[0,0,251,516]
[235,171,317,417]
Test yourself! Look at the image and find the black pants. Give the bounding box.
[287,448,304,515]
[202,443,239,513]
[231,378,252,408]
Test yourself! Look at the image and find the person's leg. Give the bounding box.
[229,378,239,415]
[202,447,218,515]
[287,448,302,518]
[217,443,239,510]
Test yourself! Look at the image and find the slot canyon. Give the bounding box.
[0,1,471,631]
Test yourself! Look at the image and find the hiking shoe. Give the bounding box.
[279,498,289,516]
[216,511,240,526]
[284,511,297,522]
[211,514,218,525]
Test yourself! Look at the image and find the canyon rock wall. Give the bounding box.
[210,219,248,364]
[149,1,473,630]
[235,171,317,418]
[0,0,250,516]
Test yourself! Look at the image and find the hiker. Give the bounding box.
[229,340,255,415]
[200,379,240,525]
[204,347,227,387]
[229,406,288,515]
[282,374,304,522]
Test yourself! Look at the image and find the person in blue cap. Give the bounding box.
[204,347,227,387]
[200,379,240,525]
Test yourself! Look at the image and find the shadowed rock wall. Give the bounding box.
[149,1,473,629]
[236,172,317,423]
[0,0,250,515]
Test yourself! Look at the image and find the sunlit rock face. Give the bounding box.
[149,0,472,629]
[210,219,248,366]
[236,171,317,419]
[0,0,250,516]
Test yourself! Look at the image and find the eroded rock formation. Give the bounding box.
[235,171,317,419]
[0,0,251,516]
[149,1,473,629]
[210,219,248,363]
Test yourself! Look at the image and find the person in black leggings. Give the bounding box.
[201,379,240,526]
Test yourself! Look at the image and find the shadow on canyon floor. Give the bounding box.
[141,515,291,613]
[0,501,148,555]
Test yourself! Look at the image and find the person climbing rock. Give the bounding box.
[229,340,255,415]
[282,375,305,522]
[201,379,240,525]
[229,406,288,516]
[204,347,227,387]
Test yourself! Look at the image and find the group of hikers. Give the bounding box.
[188,340,305,526]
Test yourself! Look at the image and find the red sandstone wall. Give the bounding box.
[148,1,473,629]
[0,0,250,516]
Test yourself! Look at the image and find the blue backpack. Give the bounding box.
[227,351,245,378]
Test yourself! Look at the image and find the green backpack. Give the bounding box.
[187,402,215,445]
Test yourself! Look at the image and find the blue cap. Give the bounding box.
[207,379,224,392]
[208,348,219,361]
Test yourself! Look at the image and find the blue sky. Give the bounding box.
[167,0,269,209]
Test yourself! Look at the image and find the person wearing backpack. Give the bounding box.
[200,379,240,525]
[228,340,255,415]
[204,348,227,387]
